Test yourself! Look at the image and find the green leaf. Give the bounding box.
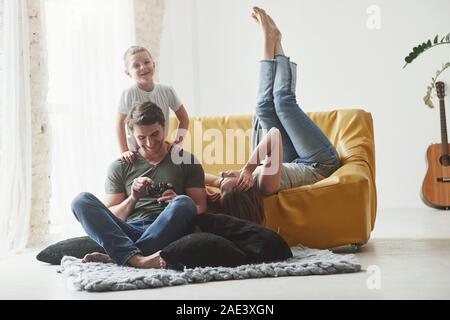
[427,39,432,46]
[434,35,439,44]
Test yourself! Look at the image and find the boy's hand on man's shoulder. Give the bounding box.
[121,150,137,164]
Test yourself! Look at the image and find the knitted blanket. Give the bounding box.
[57,246,361,292]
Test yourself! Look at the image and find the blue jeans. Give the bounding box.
[71,192,197,265]
[254,54,340,177]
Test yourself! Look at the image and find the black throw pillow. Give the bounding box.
[159,232,249,269]
[195,213,293,263]
[36,236,105,265]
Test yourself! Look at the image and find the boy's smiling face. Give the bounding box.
[125,51,156,85]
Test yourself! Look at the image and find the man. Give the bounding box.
[71,101,206,269]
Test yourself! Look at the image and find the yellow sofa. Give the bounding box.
[169,108,377,249]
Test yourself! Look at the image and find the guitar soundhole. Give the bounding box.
[439,155,450,166]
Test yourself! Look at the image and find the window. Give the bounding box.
[0,0,3,155]
[44,0,134,235]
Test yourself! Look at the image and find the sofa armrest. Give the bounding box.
[262,160,377,248]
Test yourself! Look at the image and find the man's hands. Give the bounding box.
[131,177,153,201]
[121,150,137,164]
[131,177,178,204]
[157,189,177,204]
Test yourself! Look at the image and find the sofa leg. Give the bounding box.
[350,243,364,252]
[331,243,364,253]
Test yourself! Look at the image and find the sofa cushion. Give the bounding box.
[36,236,105,265]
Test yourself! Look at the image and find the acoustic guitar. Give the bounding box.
[421,81,450,209]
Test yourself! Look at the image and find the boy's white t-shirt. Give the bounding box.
[118,83,182,151]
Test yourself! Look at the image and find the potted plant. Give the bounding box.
[403,33,450,108]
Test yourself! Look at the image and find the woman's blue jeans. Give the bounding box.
[255,54,340,177]
[71,192,197,265]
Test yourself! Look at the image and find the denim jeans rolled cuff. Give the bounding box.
[257,59,276,103]
[119,248,143,266]
[274,54,297,94]
[71,192,144,266]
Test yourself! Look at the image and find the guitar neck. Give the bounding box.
[440,97,449,155]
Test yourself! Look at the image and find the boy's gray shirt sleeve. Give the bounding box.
[118,88,132,114]
[168,86,182,113]
[105,159,127,194]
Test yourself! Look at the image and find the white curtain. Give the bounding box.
[44,0,135,236]
[0,0,32,257]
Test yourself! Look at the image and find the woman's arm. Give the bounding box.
[239,127,282,194]
[205,173,222,188]
[174,105,189,144]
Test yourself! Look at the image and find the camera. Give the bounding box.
[146,182,174,197]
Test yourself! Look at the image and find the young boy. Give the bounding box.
[117,46,189,163]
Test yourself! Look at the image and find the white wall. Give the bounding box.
[159,0,450,209]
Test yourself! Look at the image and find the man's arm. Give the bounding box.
[104,193,137,221]
[104,177,153,221]
[185,187,207,214]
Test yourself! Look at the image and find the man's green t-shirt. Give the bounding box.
[105,149,204,223]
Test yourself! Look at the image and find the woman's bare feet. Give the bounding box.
[251,7,283,58]
[265,11,284,55]
[82,252,113,263]
[128,251,166,269]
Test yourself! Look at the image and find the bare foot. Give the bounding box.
[252,7,281,40]
[159,257,167,269]
[264,12,284,55]
[128,251,165,269]
[251,7,282,58]
[82,252,113,263]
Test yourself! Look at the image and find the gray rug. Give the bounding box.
[57,246,362,292]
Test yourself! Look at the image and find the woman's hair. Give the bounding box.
[126,101,165,131]
[220,187,265,225]
[123,45,152,67]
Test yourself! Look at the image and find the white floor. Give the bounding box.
[1,207,450,300]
